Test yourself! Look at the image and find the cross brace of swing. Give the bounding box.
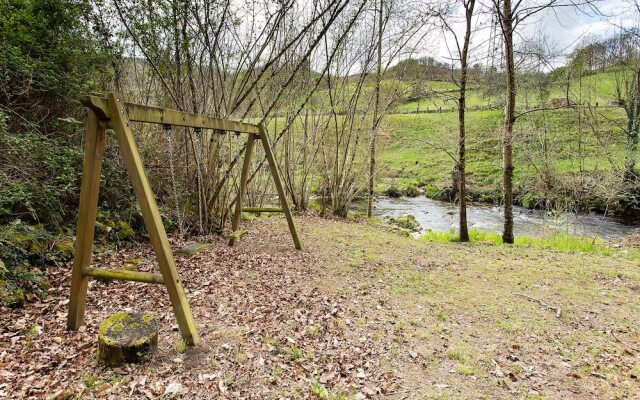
[67,92,301,346]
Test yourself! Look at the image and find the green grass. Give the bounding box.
[378,105,629,206]
[264,69,632,211]
[420,228,626,256]
[393,68,632,113]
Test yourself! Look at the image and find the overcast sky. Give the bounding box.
[530,0,637,49]
[430,0,638,68]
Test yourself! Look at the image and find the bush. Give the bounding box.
[385,186,402,198]
[0,220,71,307]
[0,113,84,226]
[0,0,121,228]
[403,186,419,197]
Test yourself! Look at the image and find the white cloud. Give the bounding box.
[431,0,638,67]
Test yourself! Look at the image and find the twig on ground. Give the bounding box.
[514,292,562,318]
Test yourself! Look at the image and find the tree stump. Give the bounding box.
[97,312,158,367]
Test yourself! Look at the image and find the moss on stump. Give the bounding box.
[97,312,158,367]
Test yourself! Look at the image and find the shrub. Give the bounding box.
[403,186,419,197]
[0,220,68,307]
[385,186,402,198]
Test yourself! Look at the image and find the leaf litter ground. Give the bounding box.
[1,215,640,399]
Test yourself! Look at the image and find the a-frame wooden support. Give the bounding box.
[228,125,301,250]
[67,92,301,347]
[68,94,200,345]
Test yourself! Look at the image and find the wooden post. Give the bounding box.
[258,124,301,249]
[229,133,256,246]
[107,93,200,346]
[67,111,106,330]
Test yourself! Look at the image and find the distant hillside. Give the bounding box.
[392,67,632,114]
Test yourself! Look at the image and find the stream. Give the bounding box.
[370,196,640,240]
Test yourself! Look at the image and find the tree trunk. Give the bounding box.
[458,0,475,242]
[368,0,384,218]
[624,60,640,181]
[501,0,516,244]
[97,312,158,367]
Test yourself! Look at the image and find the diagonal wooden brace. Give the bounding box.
[106,93,200,345]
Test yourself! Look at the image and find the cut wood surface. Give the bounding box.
[97,312,158,367]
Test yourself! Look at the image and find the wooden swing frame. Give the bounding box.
[67,92,301,346]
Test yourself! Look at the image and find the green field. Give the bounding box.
[262,68,632,211]
[393,68,630,114]
[378,106,630,208]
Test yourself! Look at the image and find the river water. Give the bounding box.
[372,196,640,240]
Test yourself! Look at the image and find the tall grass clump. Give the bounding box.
[421,228,618,255]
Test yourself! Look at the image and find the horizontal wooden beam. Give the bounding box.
[82,267,165,284]
[242,207,283,213]
[80,94,261,134]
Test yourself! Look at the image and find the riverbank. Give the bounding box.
[378,107,639,217]
[2,215,640,398]
[370,196,640,240]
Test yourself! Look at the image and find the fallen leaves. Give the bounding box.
[0,217,397,399]
[2,215,640,399]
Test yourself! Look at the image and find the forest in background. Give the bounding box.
[1,0,640,307]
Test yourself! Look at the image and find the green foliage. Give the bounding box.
[0,112,84,225]
[0,0,115,102]
[0,220,67,307]
[0,0,135,308]
[0,0,122,227]
[384,186,402,198]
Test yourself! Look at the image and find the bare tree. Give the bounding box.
[491,0,598,243]
[437,0,477,241]
[367,0,385,218]
[108,0,353,233]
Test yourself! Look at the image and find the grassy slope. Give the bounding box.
[260,69,630,208]
[378,69,632,206]
[394,68,629,113]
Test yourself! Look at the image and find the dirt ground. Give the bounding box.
[1,215,639,399]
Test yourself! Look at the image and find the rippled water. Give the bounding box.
[372,196,640,239]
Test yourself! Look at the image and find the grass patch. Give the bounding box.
[420,228,626,256]
[421,228,502,244]
[310,381,352,400]
[446,348,468,363]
